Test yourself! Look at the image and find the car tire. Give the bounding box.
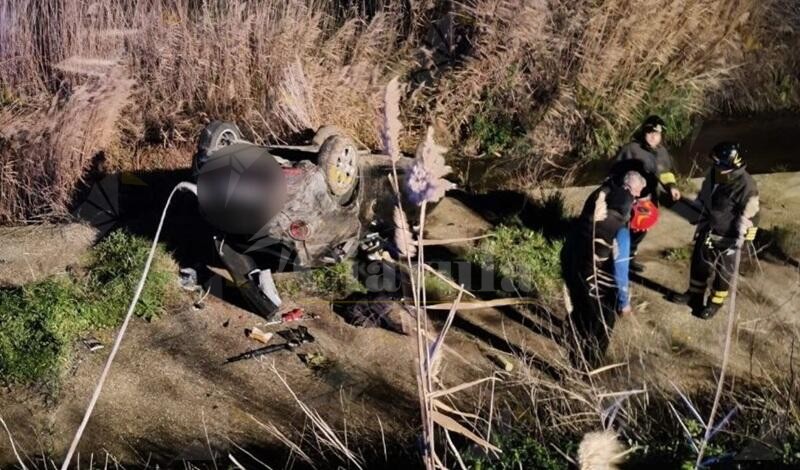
[193,121,243,175]
[318,135,359,205]
[311,125,344,148]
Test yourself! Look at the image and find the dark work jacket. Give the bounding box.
[610,140,676,201]
[568,182,633,276]
[696,167,760,239]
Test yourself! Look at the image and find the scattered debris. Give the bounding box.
[253,269,283,309]
[486,351,513,372]
[264,308,317,327]
[82,337,104,352]
[299,352,333,371]
[179,267,200,291]
[333,293,408,334]
[245,327,273,344]
[192,284,213,312]
[225,326,315,364]
[359,230,386,259]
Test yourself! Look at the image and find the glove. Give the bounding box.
[745,226,758,241]
[737,217,754,240]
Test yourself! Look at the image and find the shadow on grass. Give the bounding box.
[448,189,572,241]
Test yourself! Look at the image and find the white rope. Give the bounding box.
[60,182,197,470]
[1,415,28,470]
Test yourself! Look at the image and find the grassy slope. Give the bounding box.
[0,230,176,383]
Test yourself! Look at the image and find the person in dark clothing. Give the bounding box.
[670,142,760,319]
[608,115,681,272]
[562,171,647,365]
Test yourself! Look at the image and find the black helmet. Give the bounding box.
[641,115,666,134]
[710,142,744,171]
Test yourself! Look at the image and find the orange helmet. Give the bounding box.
[630,199,659,232]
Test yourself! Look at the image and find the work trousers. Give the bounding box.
[561,231,617,366]
[688,232,737,307]
[629,229,647,256]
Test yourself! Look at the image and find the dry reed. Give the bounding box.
[2,0,799,222]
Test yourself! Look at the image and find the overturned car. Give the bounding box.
[192,121,400,318]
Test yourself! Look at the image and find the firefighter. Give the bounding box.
[670,142,759,319]
[562,171,647,364]
[608,115,680,273]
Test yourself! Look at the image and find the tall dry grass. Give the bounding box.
[414,0,799,181]
[2,0,799,222]
[126,0,413,148]
[715,0,800,113]
[0,0,416,222]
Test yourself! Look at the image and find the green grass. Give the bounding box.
[662,245,692,262]
[275,263,366,301]
[469,78,529,158]
[275,273,304,299]
[279,263,457,301]
[0,230,175,384]
[579,78,698,160]
[469,225,563,299]
[423,271,459,301]
[471,110,525,157]
[308,261,366,298]
[465,432,569,470]
[782,430,800,465]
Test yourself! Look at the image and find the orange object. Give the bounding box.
[630,199,659,232]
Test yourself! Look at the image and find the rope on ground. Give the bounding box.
[60,182,197,470]
[1,415,28,470]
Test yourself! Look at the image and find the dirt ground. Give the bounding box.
[550,172,800,392]
[1,172,799,468]
[0,195,499,468]
[0,224,97,287]
[0,272,496,468]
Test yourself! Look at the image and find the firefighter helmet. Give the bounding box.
[641,115,666,134]
[710,142,744,171]
[630,199,659,232]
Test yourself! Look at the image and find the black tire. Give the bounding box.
[199,121,243,152]
[193,121,243,175]
[311,125,344,148]
[318,135,359,205]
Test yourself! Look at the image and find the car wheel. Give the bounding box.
[318,135,359,205]
[311,125,344,148]
[193,121,243,175]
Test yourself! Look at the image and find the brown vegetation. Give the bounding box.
[1,0,799,222]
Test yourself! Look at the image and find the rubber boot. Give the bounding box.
[697,302,722,320]
[689,295,706,316]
